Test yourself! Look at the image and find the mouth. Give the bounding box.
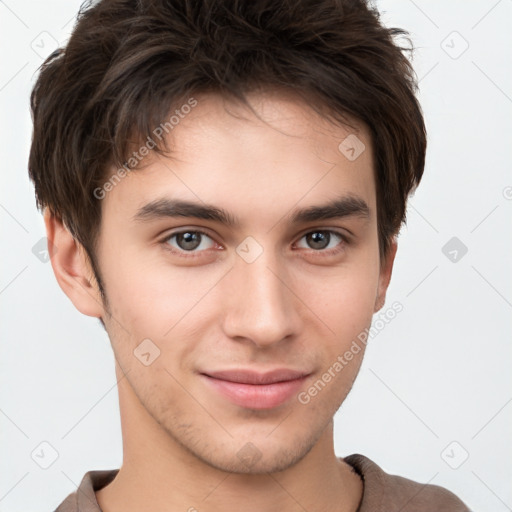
[200,368,311,410]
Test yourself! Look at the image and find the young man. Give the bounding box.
[29,0,470,510]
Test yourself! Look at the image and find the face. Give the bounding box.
[83,92,394,473]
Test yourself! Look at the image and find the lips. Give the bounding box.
[200,368,310,409]
[204,369,308,385]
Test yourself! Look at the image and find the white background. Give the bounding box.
[1,1,511,510]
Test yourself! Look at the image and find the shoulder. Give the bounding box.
[343,454,471,512]
[54,469,119,512]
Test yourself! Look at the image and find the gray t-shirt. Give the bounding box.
[54,453,471,511]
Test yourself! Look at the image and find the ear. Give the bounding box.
[44,209,105,318]
[374,237,398,312]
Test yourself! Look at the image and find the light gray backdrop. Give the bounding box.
[1,1,511,511]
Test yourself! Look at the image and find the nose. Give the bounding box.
[221,247,302,348]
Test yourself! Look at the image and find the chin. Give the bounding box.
[183,429,321,475]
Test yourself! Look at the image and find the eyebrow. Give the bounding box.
[132,195,370,226]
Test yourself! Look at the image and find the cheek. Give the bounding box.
[102,247,211,333]
[101,254,222,373]
[295,253,379,348]
[101,227,379,355]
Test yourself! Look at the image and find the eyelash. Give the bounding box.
[159,228,349,259]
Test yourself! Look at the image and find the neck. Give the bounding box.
[96,369,363,512]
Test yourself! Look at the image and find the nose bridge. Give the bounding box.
[222,241,300,346]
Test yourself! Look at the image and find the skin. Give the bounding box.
[46,91,397,512]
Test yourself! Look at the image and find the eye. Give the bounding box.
[295,230,348,254]
[160,228,349,259]
[162,230,217,255]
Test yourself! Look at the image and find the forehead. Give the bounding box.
[101,91,376,230]
[172,91,371,166]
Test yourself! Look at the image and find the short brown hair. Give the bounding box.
[28,0,426,300]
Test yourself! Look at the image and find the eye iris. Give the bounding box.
[176,232,201,251]
[307,231,330,250]
[172,232,336,252]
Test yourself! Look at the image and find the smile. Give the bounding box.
[200,369,311,409]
